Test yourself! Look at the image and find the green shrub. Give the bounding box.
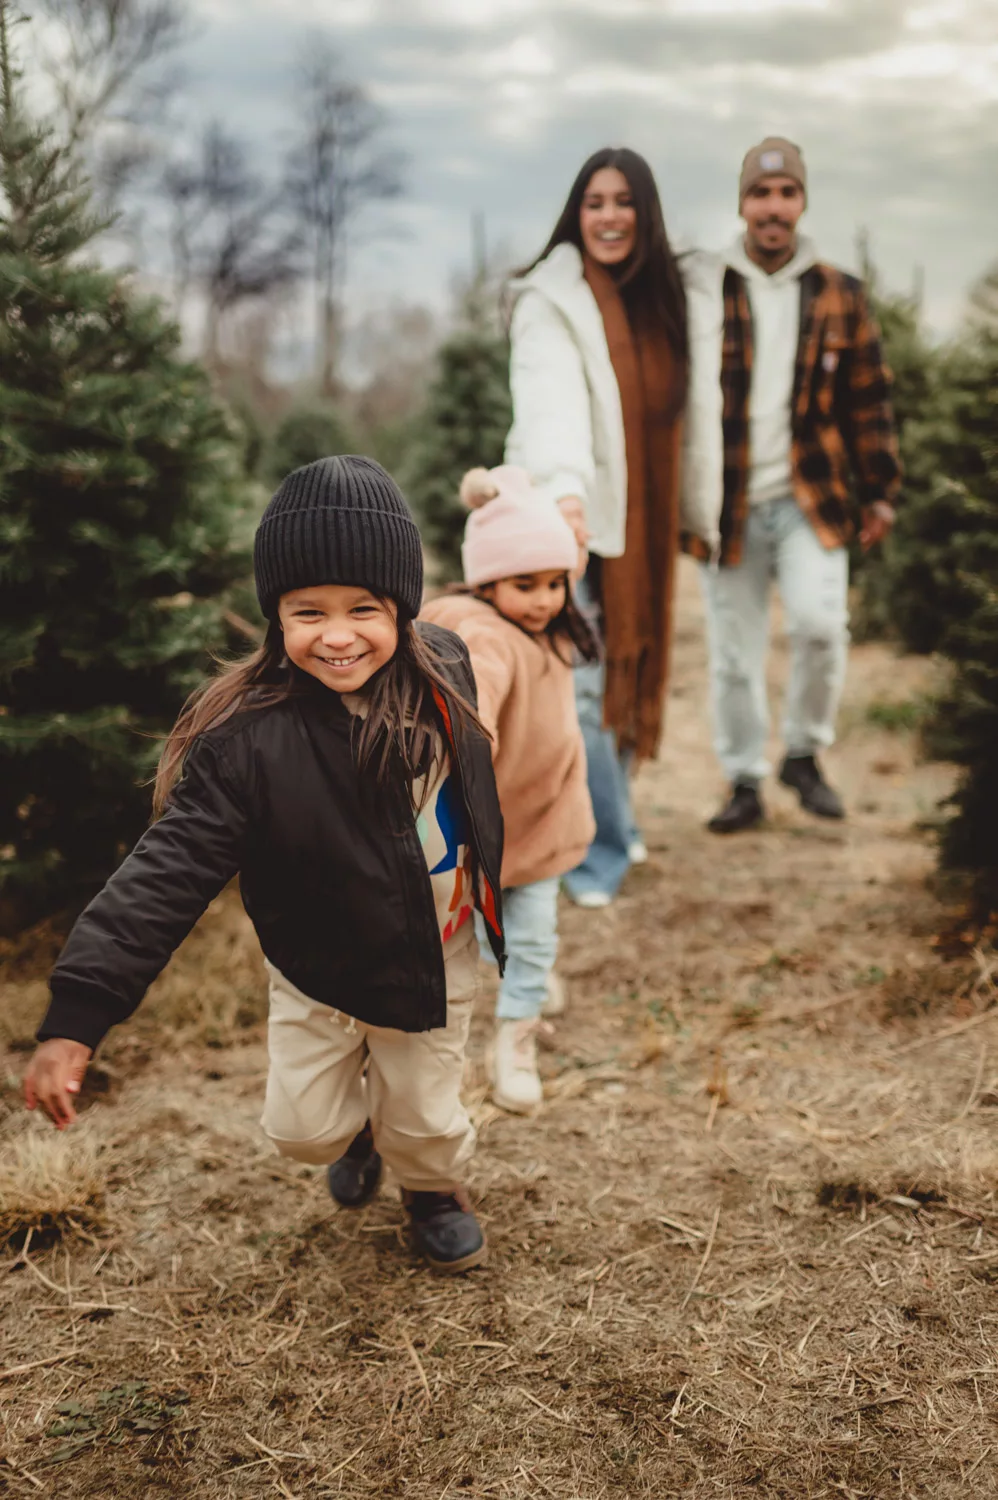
[264,405,355,488]
[0,16,256,928]
[402,318,511,580]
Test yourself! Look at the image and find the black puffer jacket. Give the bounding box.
[40,624,505,1052]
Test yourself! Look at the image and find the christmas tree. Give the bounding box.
[920,328,998,912]
[863,329,995,656]
[264,404,355,489]
[853,279,940,640]
[822,246,996,909]
[402,283,512,581]
[858,253,998,661]
[861,263,998,911]
[0,2,256,929]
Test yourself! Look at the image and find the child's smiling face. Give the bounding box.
[484,569,567,636]
[278,584,399,693]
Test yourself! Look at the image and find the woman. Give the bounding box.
[505,147,691,907]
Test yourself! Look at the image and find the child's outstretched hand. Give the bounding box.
[24,1039,93,1130]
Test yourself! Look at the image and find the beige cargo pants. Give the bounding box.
[260,931,480,1192]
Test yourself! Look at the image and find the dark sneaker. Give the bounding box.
[707,783,764,834]
[779,754,844,820]
[327,1122,382,1208]
[402,1189,487,1272]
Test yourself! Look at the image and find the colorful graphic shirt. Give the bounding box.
[413,757,474,945]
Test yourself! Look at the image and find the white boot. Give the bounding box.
[541,972,567,1017]
[628,838,648,865]
[571,888,612,909]
[491,1018,543,1114]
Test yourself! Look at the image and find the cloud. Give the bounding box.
[162,0,998,337]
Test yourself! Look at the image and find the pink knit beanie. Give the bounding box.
[459,465,578,587]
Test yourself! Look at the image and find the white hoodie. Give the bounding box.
[723,234,818,505]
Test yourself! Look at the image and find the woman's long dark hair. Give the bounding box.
[154,612,486,817]
[519,146,688,381]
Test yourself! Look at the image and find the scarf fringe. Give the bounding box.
[603,652,666,762]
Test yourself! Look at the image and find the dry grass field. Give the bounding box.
[2,559,996,1498]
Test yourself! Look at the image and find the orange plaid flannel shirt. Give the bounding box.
[683,262,902,567]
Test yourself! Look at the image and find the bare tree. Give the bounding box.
[28,0,188,200]
[969,264,998,337]
[450,210,513,334]
[164,122,302,363]
[349,301,441,431]
[284,38,404,394]
[161,149,198,313]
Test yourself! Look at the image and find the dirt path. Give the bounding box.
[2,560,997,1498]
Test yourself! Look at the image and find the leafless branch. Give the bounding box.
[283,35,405,392]
[28,0,188,202]
[162,121,303,361]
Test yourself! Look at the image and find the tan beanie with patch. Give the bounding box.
[739,137,807,206]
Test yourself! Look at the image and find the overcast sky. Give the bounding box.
[180,0,996,342]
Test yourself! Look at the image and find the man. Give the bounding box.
[683,137,901,833]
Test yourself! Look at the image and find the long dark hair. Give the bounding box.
[520,146,687,379]
[154,612,485,817]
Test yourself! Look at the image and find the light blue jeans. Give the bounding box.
[562,570,636,901]
[699,496,850,785]
[476,877,559,1021]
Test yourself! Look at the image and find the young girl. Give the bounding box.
[24,456,505,1273]
[421,465,598,1113]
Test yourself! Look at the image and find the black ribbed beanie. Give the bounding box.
[254,455,423,620]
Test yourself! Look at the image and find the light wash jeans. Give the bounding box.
[476,877,559,1021]
[563,570,637,901]
[698,495,850,785]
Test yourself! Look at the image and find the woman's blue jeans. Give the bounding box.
[562,573,637,901]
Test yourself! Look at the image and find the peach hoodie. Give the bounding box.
[420,594,595,890]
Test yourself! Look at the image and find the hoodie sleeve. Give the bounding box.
[506,289,595,505]
[39,736,248,1052]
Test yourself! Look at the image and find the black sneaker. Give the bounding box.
[707,782,764,834]
[402,1189,487,1273]
[327,1122,382,1208]
[779,754,844,820]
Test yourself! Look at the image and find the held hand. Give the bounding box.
[859,501,896,552]
[24,1038,93,1130]
[558,495,590,581]
[557,494,590,546]
[570,547,589,584]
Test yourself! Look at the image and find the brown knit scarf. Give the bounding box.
[583,255,683,760]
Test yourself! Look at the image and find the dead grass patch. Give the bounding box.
[0,1124,111,1248]
[2,563,994,1498]
[0,912,71,979]
[878,943,995,1024]
[0,977,50,1053]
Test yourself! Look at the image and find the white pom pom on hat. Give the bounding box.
[459,467,499,510]
[460,464,578,587]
